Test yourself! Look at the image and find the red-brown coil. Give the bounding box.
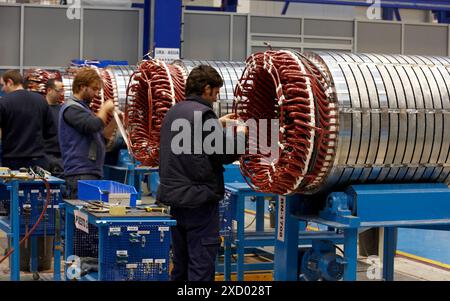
[233,50,338,195]
[24,69,64,103]
[125,59,185,167]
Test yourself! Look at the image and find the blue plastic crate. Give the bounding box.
[78,180,137,207]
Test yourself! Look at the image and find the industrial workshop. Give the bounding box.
[0,0,449,283]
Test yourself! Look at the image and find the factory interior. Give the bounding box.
[0,0,449,284]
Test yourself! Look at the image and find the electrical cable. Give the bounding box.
[0,177,52,264]
[244,215,257,230]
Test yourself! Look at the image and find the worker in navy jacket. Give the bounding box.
[44,78,65,177]
[158,65,247,281]
[0,70,56,170]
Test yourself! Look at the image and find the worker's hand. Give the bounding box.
[97,99,115,125]
[101,99,115,114]
[219,113,238,127]
[236,124,248,136]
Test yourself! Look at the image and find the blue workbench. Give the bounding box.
[0,175,64,281]
[63,199,175,281]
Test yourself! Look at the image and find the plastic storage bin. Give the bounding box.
[78,180,137,207]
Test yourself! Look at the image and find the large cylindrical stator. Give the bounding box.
[175,60,246,116]
[233,50,450,195]
[125,59,246,167]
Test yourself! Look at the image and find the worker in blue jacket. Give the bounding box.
[158,65,247,281]
[59,67,116,199]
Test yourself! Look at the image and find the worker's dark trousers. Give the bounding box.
[65,174,101,199]
[2,157,48,171]
[44,153,64,177]
[170,202,221,281]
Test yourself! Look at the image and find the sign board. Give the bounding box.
[277,196,286,242]
[74,210,89,234]
[154,47,180,64]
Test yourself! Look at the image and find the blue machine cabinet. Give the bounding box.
[63,199,175,281]
[274,183,450,281]
[0,176,65,281]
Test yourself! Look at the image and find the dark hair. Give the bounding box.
[185,65,223,96]
[2,69,23,86]
[72,67,101,94]
[46,78,57,91]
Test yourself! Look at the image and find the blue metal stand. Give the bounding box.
[274,183,450,281]
[146,168,160,197]
[382,227,397,281]
[0,176,65,281]
[9,181,20,281]
[220,182,276,281]
[219,181,345,281]
[273,195,301,280]
[103,163,155,200]
[63,199,175,281]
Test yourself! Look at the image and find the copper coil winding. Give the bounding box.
[233,50,338,195]
[125,59,185,166]
[99,68,118,125]
[89,66,107,114]
[24,69,64,103]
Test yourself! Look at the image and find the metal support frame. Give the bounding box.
[10,181,20,281]
[220,182,345,281]
[221,183,276,281]
[275,0,450,12]
[274,183,450,281]
[63,200,175,281]
[103,163,155,201]
[273,195,301,280]
[0,176,65,281]
[132,0,151,56]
